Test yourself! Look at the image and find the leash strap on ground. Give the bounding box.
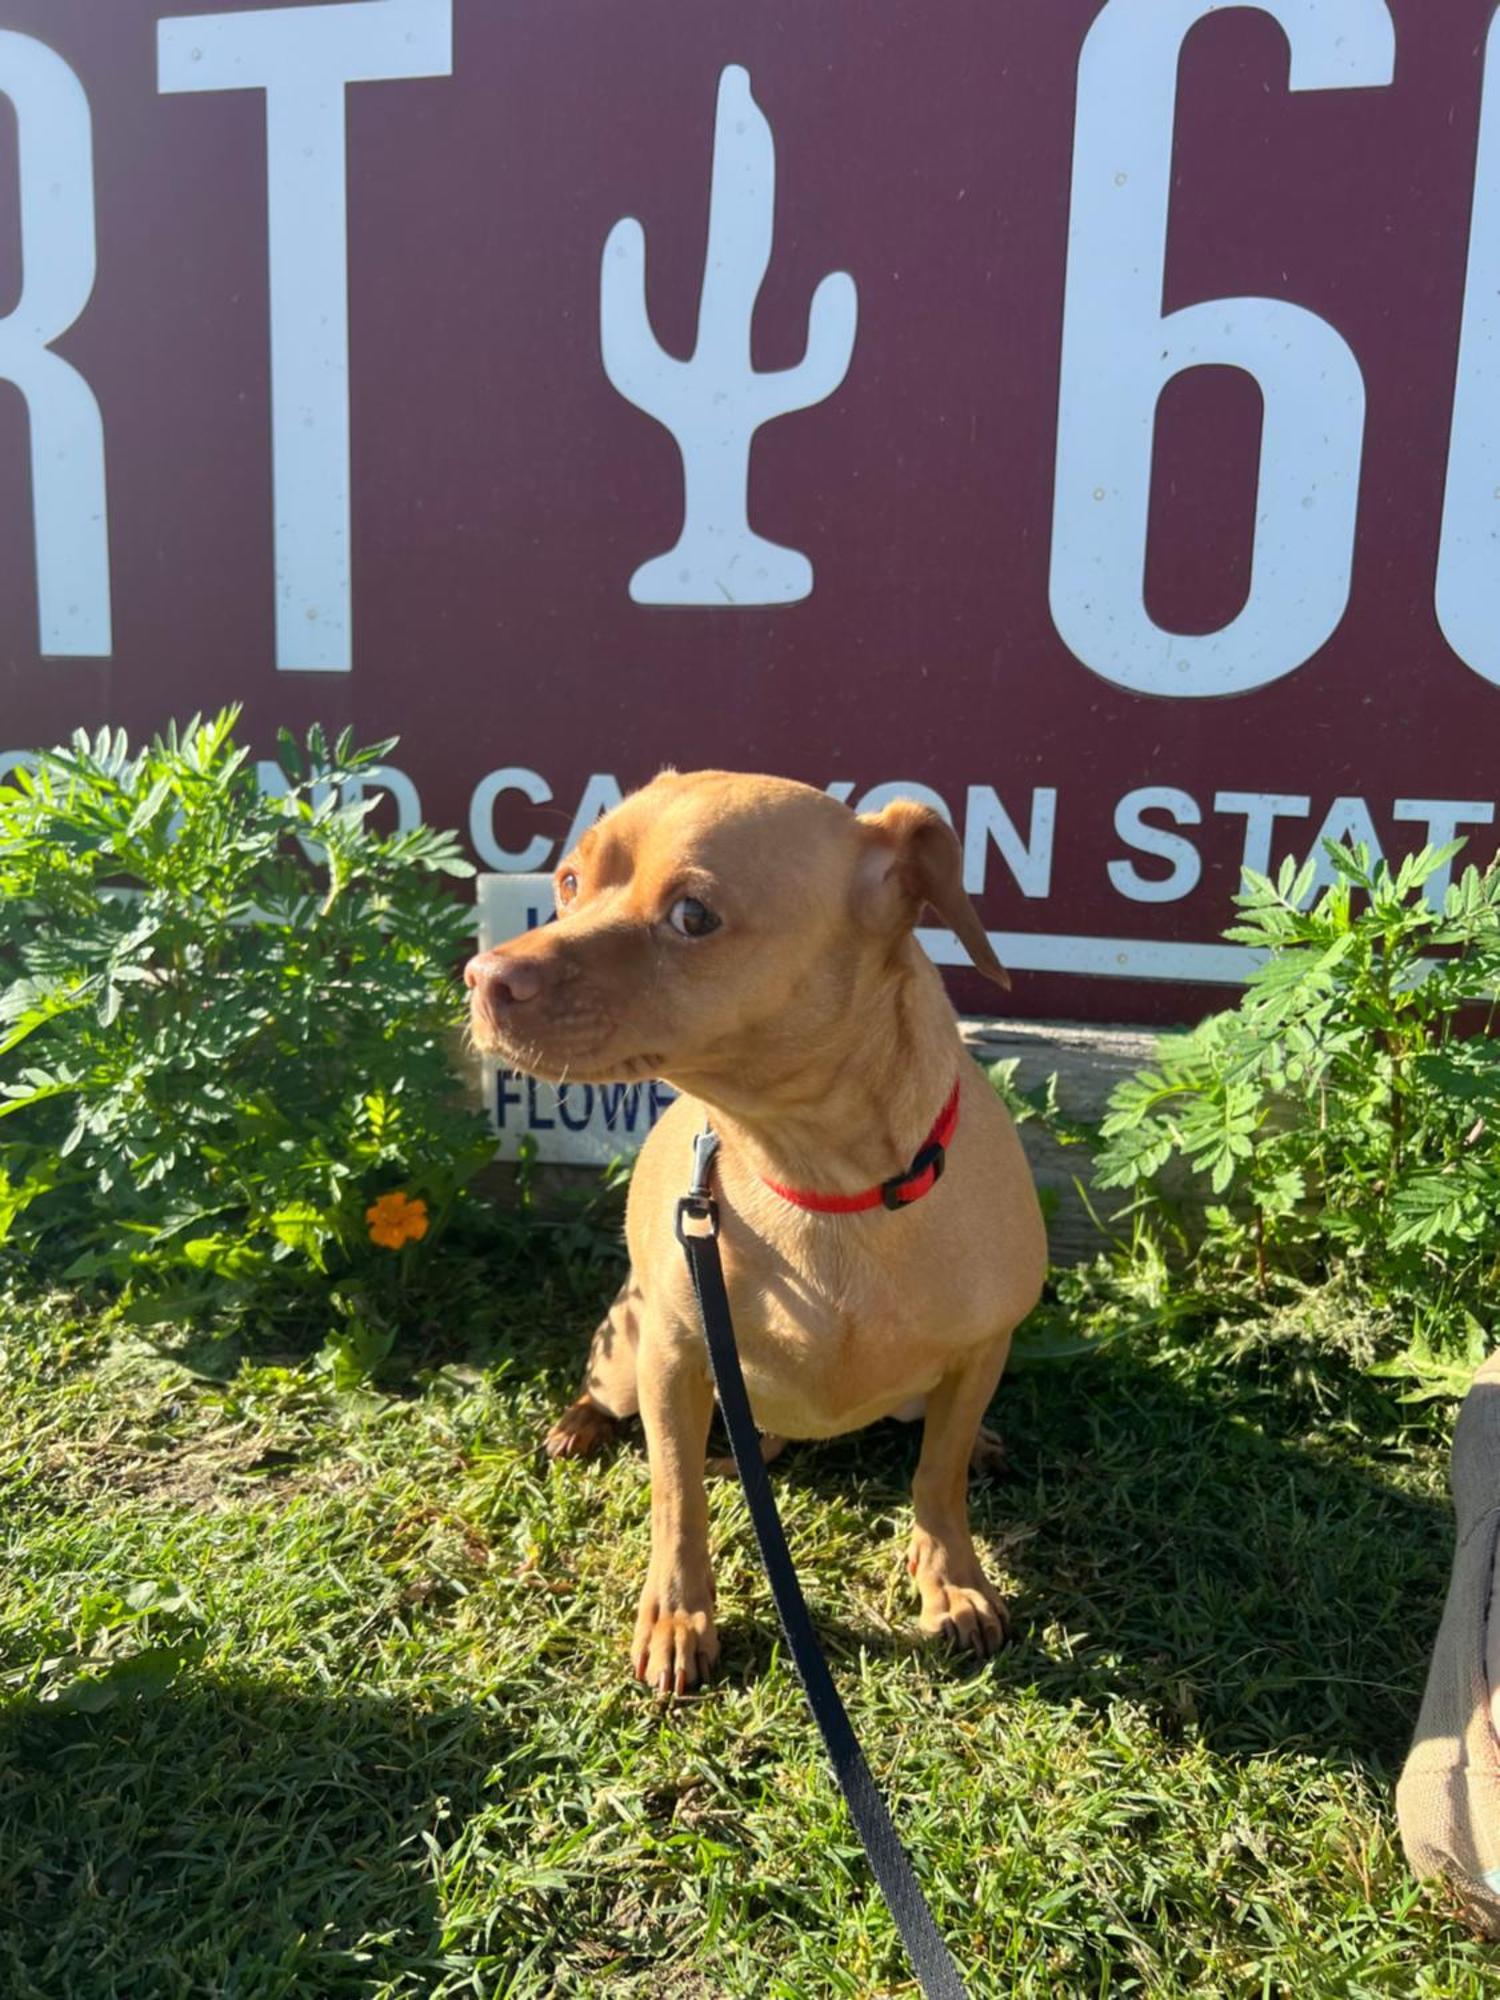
[676,1143,971,2000]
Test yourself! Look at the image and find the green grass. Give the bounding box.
[0,1269,1492,1998]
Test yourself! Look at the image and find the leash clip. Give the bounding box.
[676,1125,722,1243]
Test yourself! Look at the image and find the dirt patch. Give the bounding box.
[41,1426,351,1512]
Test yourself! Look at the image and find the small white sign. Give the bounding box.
[475,873,679,1163]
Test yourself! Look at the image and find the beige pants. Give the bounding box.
[1397,1352,1500,1934]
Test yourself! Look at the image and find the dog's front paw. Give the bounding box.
[910,1540,1010,1661]
[632,1586,720,1696]
[917,1579,1009,1659]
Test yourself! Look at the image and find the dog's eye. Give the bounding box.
[556,869,579,906]
[667,896,721,939]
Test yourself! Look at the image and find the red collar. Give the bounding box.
[761,1077,961,1215]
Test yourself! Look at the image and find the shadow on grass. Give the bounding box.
[628,1328,1456,1778]
[0,1677,506,1998]
[989,1341,1452,1775]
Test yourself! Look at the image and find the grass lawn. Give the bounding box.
[0,1260,1493,1998]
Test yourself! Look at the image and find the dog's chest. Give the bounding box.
[723,1228,996,1439]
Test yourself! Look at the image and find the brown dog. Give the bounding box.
[465,771,1045,1693]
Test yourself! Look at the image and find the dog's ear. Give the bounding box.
[856,799,1011,991]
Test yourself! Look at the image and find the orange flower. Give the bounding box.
[365,1190,429,1250]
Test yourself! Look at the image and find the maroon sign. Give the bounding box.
[1,0,1498,1022]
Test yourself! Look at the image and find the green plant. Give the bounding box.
[1095,839,1500,1320]
[984,1055,1095,1152]
[0,712,497,1359]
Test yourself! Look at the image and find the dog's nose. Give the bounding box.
[464,951,542,1007]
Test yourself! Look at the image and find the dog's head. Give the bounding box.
[464,770,1008,1090]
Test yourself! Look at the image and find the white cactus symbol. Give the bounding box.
[600,64,859,606]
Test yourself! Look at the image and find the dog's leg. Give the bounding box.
[707,1432,787,1479]
[969,1423,1007,1478]
[908,1332,1014,1659]
[632,1323,719,1694]
[545,1274,641,1459]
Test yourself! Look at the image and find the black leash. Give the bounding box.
[675,1128,971,2000]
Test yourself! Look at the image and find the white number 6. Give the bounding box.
[1049,0,1395,698]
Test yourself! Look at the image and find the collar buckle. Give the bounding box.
[881,1139,947,1211]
